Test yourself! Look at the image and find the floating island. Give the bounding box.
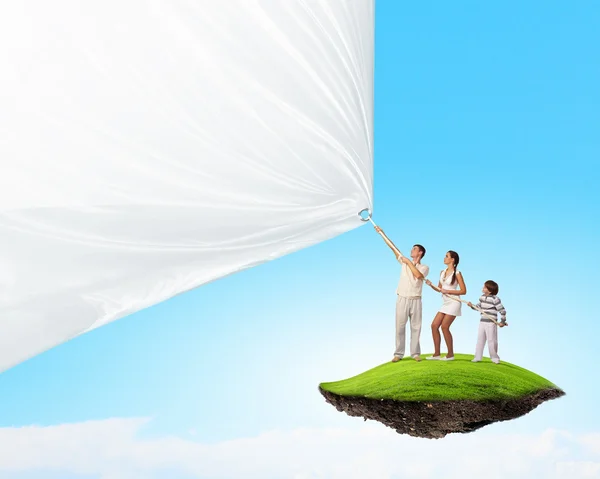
[319,354,565,439]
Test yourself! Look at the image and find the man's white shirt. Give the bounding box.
[396,259,429,298]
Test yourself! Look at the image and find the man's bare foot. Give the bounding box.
[391,356,402,362]
[413,355,422,362]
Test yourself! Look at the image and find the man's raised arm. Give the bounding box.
[374,226,404,259]
[404,261,426,280]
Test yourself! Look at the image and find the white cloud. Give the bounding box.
[579,433,600,455]
[0,419,598,479]
[556,462,600,478]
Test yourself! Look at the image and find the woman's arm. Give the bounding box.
[442,272,467,295]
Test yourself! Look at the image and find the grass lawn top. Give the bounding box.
[319,353,561,402]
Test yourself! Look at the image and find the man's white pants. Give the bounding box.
[394,296,422,358]
[474,321,500,362]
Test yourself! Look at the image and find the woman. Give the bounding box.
[425,251,466,361]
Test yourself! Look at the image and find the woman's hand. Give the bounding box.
[425,279,432,287]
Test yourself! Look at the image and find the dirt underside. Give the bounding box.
[319,387,565,439]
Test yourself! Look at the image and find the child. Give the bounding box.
[468,280,507,364]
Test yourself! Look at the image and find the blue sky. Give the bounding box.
[0,1,599,477]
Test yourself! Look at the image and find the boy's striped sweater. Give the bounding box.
[476,294,507,324]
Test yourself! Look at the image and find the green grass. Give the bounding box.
[319,354,561,402]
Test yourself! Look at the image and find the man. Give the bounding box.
[374,226,429,362]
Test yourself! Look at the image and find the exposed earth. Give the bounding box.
[319,386,565,439]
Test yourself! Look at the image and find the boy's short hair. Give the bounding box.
[414,244,426,258]
[485,280,499,295]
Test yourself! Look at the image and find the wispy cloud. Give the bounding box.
[579,433,600,455]
[0,419,597,479]
[555,462,600,478]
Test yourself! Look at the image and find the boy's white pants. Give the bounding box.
[394,296,422,358]
[474,321,500,362]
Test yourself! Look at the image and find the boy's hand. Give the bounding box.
[468,302,475,309]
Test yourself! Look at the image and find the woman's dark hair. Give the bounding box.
[485,280,499,295]
[448,250,459,285]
